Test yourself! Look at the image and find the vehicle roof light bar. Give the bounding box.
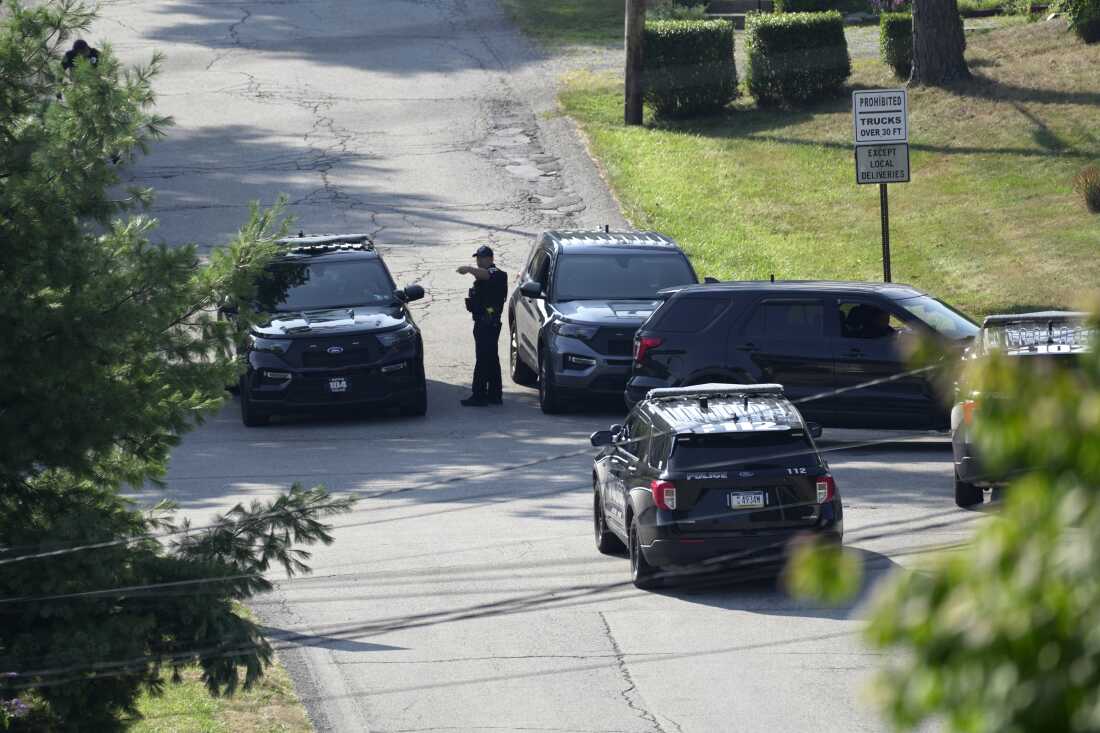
[646,383,784,401]
[276,233,375,248]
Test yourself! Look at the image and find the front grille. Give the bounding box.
[591,327,639,357]
[293,336,380,368]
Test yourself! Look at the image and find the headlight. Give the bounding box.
[551,320,598,341]
[249,335,291,354]
[378,325,417,349]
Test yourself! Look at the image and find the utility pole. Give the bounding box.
[624,0,646,126]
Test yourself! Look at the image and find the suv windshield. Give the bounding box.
[553,253,695,301]
[671,431,819,471]
[256,259,396,312]
[897,295,979,341]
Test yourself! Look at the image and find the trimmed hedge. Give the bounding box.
[745,12,852,106]
[879,13,912,78]
[643,20,738,118]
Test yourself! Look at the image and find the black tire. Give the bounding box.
[510,322,537,387]
[239,376,270,427]
[594,489,626,555]
[629,517,661,590]
[538,351,564,415]
[954,471,982,508]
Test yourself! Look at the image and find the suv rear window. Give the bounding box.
[651,296,729,333]
[670,431,818,471]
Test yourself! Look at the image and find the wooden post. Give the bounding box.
[624,0,646,126]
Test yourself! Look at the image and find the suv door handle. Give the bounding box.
[737,342,758,352]
[847,348,864,357]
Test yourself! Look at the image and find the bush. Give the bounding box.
[879,13,912,78]
[1063,0,1100,42]
[745,12,852,106]
[643,20,738,118]
[1074,165,1100,212]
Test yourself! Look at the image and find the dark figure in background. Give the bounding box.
[62,39,100,72]
[457,245,507,407]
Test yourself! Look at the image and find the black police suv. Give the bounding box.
[508,230,700,414]
[237,234,427,426]
[951,311,1092,507]
[627,281,980,430]
[592,383,842,589]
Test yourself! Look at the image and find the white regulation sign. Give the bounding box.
[852,89,908,145]
[855,143,910,185]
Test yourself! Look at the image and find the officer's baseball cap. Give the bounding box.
[472,245,494,258]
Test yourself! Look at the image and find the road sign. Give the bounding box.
[855,143,910,185]
[852,89,908,145]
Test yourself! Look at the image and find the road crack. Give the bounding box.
[598,612,667,733]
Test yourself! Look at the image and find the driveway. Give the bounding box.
[94,1,986,730]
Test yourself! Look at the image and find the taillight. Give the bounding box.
[962,399,978,426]
[650,480,677,511]
[634,335,663,363]
[815,475,836,504]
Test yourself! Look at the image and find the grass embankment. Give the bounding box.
[497,0,623,45]
[129,662,311,733]
[559,21,1100,317]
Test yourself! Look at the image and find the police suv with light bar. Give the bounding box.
[235,234,428,426]
[590,383,843,589]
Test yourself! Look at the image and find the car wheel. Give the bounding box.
[629,517,660,590]
[954,471,982,508]
[538,351,563,414]
[239,377,270,427]
[402,388,428,417]
[510,323,537,387]
[594,489,626,555]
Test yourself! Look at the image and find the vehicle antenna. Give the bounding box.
[604,224,610,233]
[743,395,749,409]
[1047,319,1055,346]
[699,397,709,413]
[298,230,304,237]
[770,273,775,283]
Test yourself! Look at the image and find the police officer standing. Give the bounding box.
[457,245,507,407]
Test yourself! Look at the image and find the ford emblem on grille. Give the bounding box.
[326,346,344,355]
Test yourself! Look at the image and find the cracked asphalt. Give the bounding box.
[95,1,984,731]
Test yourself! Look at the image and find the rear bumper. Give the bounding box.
[641,501,844,569]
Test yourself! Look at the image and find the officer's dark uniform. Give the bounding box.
[467,248,507,404]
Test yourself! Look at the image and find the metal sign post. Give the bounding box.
[853,89,910,283]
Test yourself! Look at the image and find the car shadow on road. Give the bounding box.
[652,548,901,621]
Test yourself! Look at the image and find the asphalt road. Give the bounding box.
[95,1,988,730]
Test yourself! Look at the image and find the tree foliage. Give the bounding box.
[793,310,1100,732]
[0,2,356,728]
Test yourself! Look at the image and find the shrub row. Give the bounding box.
[879,12,912,78]
[643,19,738,118]
[745,12,852,106]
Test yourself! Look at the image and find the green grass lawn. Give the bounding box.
[497,0,624,45]
[558,21,1100,317]
[127,662,311,733]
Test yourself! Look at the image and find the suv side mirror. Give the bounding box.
[807,422,823,439]
[704,276,720,284]
[395,285,425,303]
[590,430,614,447]
[519,280,543,299]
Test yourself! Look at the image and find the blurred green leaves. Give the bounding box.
[792,311,1100,732]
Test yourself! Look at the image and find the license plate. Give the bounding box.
[328,377,349,393]
[728,491,765,510]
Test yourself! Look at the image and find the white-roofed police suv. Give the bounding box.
[590,384,843,589]
[235,234,427,426]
